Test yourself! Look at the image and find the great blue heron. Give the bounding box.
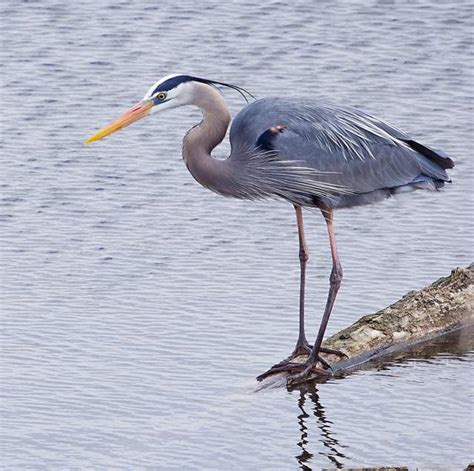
[85,74,454,384]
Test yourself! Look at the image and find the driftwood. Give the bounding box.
[258,264,474,388]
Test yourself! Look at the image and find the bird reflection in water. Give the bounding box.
[294,386,348,469]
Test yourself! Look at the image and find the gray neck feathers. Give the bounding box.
[181,83,236,196]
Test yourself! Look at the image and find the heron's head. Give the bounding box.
[85,74,253,144]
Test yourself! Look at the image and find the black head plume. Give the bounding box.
[148,74,256,103]
[197,77,256,103]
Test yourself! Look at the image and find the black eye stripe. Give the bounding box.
[151,75,194,96]
[150,75,255,103]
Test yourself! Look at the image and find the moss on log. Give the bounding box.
[259,264,473,387]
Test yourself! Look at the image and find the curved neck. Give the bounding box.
[182,83,234,196]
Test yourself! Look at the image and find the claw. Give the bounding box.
[317,355,333,371]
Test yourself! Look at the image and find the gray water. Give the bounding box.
[1,0,473,468]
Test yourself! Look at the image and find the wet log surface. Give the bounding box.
[258,264,474,388]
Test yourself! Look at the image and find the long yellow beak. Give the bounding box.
[84,100,153,144]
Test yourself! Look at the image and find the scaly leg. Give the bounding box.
[306,208,343,365]
[292,205,311,357]
[257,208,346,383]
[257,208,345,384]
[289,208,343,385]
[290,207,346,360]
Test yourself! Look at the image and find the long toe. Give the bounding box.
[319,347,349,358]
[257,358,334,383]
[267,358,295,370]
[256,361,307,382]
[317,355,333,371]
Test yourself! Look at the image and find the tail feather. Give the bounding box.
[402,139,455,170]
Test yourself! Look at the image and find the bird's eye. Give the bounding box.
[157,92,167,100]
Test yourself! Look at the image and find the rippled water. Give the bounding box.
[2,0,473,468]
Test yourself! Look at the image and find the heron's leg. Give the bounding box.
[306,208,343,365]
[257,209,347,383]
[258,210,343,383]
[289,206,346,359]
[291,205,311,357]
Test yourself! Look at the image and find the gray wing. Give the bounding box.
[229,98,453,204]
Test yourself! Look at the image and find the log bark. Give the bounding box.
[259,264,473,387]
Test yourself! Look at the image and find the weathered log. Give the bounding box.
[258,264,473,388]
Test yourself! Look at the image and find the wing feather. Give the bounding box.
[229,98,452,200]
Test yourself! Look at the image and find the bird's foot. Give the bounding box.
[287,361,334,387]
[257,351,332,384]
[256,359,332,383]
[257,343,348,384]
[289,342,348,362]
[257,339,348,385]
